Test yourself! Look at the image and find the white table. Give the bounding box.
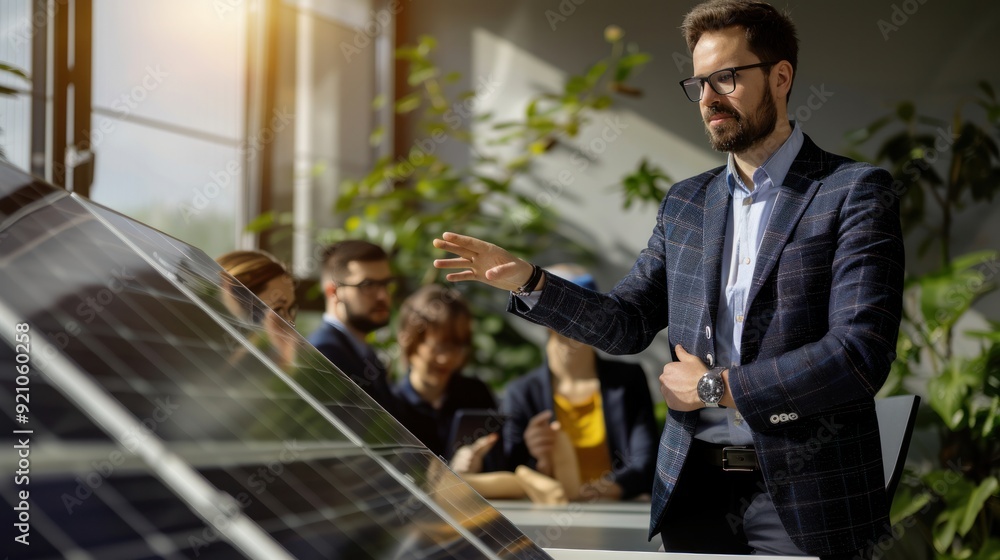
[490,499,819,559]
[490,499,660,552]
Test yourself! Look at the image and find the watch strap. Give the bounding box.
[512,264,543,297]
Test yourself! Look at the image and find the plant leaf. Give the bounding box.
[245,211,275,233]
[0,62,30,81]
[958,477,998,536]
[395,92,423,114]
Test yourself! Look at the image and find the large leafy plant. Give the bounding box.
[269,29,663,386]
[849,82,1000,560]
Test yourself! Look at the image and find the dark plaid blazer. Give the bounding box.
[509,135,904,556]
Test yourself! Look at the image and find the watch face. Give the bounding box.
[698,370,725,404]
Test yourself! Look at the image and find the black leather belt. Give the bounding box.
[693,441,760,471]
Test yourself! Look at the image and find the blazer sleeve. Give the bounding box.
[730,166,905,432]
[507,195,675,356]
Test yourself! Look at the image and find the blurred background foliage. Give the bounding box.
[249,26,1000,560]
[252,28,668,387]
[849,81,1000,560]
[0,62,31,160]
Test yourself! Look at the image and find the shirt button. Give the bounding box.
[705,353,715,367]
[743,257,751,265]
[736,314,744,323]
[705,326,712,340]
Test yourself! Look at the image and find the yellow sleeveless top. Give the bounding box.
[553,391,612,484]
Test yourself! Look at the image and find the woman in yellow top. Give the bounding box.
[501,265,659,501]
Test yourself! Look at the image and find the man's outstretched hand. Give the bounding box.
[432,232,541,292]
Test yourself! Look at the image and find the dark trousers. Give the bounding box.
[658,439,870,560]
[659,439,764,555]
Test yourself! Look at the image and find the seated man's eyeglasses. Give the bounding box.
[336,277,397,294]
[679,61,775,102]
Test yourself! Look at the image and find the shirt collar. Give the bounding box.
[725,120,804,196]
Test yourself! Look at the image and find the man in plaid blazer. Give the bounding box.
[433,2,903,558]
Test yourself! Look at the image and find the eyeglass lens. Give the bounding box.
[682,68,737,102]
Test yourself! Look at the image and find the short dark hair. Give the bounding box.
[681,0,798,102]
[320,240,389,283]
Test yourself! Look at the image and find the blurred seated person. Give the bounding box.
[502,264,659,501]
[216,249,298,369]
[393,284,500,464]
[394,284,581,503]
[308,240,398,415]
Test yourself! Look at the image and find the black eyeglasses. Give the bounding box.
[336,277,397,295]
[679,62,775,102]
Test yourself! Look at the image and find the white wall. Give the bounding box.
[397,0,1000,373]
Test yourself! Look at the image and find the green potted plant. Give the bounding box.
[848,82,1000,560]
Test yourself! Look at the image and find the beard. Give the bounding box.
[703,85,778,154]
[343,300,391,334]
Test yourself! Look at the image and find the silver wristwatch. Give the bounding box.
[697,367,726,407]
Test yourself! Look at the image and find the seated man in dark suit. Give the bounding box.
[308,240,398,414]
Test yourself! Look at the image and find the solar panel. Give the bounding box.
[0,162,547,559]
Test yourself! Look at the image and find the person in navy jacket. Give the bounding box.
[502,265,658,501]
[307,240,398,415]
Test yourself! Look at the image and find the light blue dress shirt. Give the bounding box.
[695,121,804,445]
[518,122,805,446]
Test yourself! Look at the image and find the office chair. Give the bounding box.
[875,394,921,503]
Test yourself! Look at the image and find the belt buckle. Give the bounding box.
[722,445,756,472]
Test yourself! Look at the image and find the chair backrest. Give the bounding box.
[875,394,921,503]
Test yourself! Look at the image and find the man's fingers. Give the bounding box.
[433,257,472,269]
[443,271,478,283]
[432,238,475,260]
[434,232,490,256]
[441,231,487,248]
[675,344,700,363]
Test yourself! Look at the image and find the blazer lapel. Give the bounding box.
[745,142,824,311]
[702,173,731,327]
